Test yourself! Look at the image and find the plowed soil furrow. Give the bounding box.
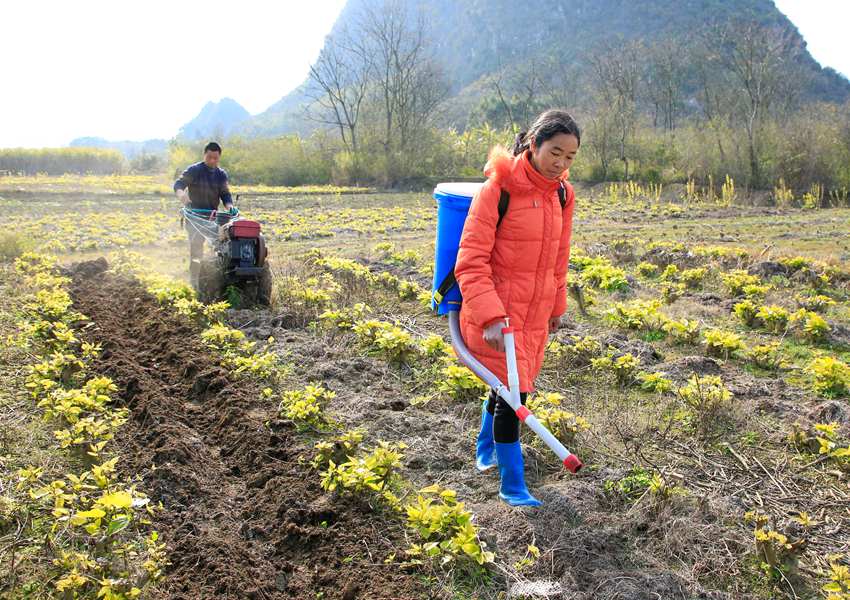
[68,261,424,600]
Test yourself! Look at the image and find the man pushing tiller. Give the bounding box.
[173,143,272,305]
[173,141,234,288]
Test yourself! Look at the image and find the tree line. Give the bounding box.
[188,5,849,196]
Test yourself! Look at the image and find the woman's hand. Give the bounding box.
[548,316,561,334]
[483,320,506,352]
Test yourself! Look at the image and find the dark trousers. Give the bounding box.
[186,221,205,286]
[486,389,528,444]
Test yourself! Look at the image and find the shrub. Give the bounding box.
[755,305,790,334]
[807,356,850,398]
[662,319,701,345]
[702,328,746,359]
[605,299,666,332]
[677,374,733,429]
[405,484,494,566]
[721,270,760,296]
[747,342,786,371]
[437,364,488,401]
[733,299,759,327]
[279,384,336,428]
[321,441,406,508]
[637,371,673,393]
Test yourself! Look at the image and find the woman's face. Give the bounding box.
[530,133,579,179]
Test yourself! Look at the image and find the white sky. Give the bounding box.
[0,0,347,147]
[0,0,847,148]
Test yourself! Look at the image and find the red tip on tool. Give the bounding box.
[501,326,514,334]
[563,454,583,473]
[515,406,531,422]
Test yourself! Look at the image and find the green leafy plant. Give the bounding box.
[791,309,832,342]
[806,356,850,398]
[636,262,659,278]
[605,299,667,332]
[677,374,733,430]
[279,384,336,428]
[318,302,371,331]
[680,267,707,289]
[405,484,494,567]
[579,257,630,291]
[312,429,366,470]
[746,342,786,371]
[733,299,759,327]
[721,270,761,297]
[526,392,590,448]
[437,364,488,401]
[755,305,790,334]
[702,328,746,359]
[745,510,804,580]
[660,282,686,304]
[352,319,418,364]
[660,264,680,282]
[796,294,836,313]
[321,441,406,508]
[591,353,640,386]
[604,466,683,504]
[637,371,673,393]
[662,319,700,344]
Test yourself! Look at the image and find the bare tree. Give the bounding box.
[588,40,643,179]
[490,58,548,130]
[360,0,447,180]
[644,40,686,131]
[306,27,373,154]
[701,20,804,186]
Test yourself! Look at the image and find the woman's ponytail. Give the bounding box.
[511,131,530,156]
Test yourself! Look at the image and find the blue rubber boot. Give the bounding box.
[495,441,541,507]
[475,400,497,472]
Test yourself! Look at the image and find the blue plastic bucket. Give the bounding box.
[431,182,484,314]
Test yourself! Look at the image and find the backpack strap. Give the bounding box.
[496,188,510,228]
[557,182,566,210]
[432,188,510,310]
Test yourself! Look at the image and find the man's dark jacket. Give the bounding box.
[173,162,233,210]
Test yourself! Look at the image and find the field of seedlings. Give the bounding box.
[2,176,850,600]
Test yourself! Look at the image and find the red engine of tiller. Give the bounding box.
[220,219,268,270]
[226,219,261,239]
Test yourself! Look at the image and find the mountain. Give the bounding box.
[177,98,251,141]
[236,0,850,136]
[69,137,168,159]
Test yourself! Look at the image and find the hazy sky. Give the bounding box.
[1,0,847,148]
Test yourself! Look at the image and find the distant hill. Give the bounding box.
[69,137,168,159]
[177,98,251,141]
[235,0,850,136]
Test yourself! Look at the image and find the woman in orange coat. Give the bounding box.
[455,109,580,506]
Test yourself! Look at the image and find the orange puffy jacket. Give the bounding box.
[455,147,575,392]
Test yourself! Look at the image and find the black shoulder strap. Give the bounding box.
[558,183,566,210]
[496,189,510,228]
